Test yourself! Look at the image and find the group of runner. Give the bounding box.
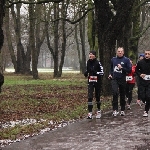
[84,47,150,119]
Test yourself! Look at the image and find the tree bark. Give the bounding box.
[0,0,5,52]
[79,7,86,74]
[53,3,59,77]
[29,2,38,79]
[95,0,136,95]
[4,7,18,72]
[57,1,67,77]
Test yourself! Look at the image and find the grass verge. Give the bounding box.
[0,72,112,141]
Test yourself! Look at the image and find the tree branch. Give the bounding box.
[6,0,64,7]
[52,7,94,24]
[130,23,150,40]
[135,0,150,10]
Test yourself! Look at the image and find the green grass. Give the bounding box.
[0,72,112,141]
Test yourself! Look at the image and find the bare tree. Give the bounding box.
[0,0,5,52]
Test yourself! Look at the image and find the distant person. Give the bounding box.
[0,72,4,93]
[125,59,136,110]
[84,50,104,119]
[136,53,145,106]
[108,47,131,116]
[136,50,150,117]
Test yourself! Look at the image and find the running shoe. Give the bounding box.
[112,110,119,117]
[120,111,125,116]
[143,111,148,117]
[96,110,101,119]
[87,112,92,119]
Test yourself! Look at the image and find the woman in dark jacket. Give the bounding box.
[84,50,104,119]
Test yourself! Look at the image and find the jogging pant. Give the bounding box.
[111,78,126,111]
[136,76,143,101]
[126,83,135,105]
[87,82,101,112]
[139,84,150,113]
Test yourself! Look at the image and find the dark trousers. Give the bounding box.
[139,84,150,113]
[126,83,135,105]
[136,76,141,100]
[87,82,101,112]
[111,78,126,111]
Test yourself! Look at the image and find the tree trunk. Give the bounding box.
[79,9,86,74]
[0,0,5,53]
[4,7,17,72]
[75,24,82,73]
[11,4,26,73]
[53,3,59,78]
[57,1,67,77]
[87,0,95,50]
[29,2,38,79]
[95,0,136,95]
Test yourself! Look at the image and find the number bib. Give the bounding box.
[89,76,97,82]
[126,76,133,81]
[143,75,150,80]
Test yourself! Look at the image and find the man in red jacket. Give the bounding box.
[126,59,136,110]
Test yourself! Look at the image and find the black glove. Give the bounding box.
[84,71,88,77]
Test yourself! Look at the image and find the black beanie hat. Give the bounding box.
[89,50,96,56]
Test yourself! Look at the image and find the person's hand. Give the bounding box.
[117,64,122,69]
[108,75,112,79]
[84,71,88,77]
[140,74,146,78]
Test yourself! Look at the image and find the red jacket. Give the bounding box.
[126,65,136,84]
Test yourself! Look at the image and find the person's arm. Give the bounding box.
[97,61,104,75]
[135,61,142,77]
[135,61,146,79]
[121,58,132,73]
[108,58,113,79]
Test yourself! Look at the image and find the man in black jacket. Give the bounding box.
[136,50,150,117]
[84,50,104,119]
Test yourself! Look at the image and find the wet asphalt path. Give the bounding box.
[2,103,150,150]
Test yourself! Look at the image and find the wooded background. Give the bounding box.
[0,0,150,95]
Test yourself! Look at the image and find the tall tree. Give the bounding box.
[94,0,136,95]
[0,0,5,52]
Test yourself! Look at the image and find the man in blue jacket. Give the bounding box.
[84,50,104,119]
[108,47,131,116]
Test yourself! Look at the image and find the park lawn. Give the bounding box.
[0,72,112,141]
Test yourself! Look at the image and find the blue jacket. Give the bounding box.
[110,56,131,79]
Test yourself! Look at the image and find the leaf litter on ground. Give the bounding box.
[0,72,112,147]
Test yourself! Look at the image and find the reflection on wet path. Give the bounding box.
[2,103,150,150]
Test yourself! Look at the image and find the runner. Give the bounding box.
[126,59,136,110]
[84,50,104,119]
[136,50,150,117]
[108,47,131,116]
